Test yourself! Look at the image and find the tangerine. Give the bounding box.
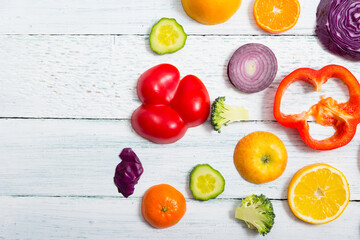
[141,184,186,228]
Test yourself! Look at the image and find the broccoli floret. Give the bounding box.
[211,96,248,133]
[235,194,275,236]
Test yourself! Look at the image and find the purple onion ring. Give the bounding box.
[227,43,278,93]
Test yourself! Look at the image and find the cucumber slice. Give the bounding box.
[149,18,187,55]
[190,164,225,201]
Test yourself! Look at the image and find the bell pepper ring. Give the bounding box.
[274,65,360,150]
[131,64,210,144]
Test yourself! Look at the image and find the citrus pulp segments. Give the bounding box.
[288,164,350,224]
[253,0,300,33]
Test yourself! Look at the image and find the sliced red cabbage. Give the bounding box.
[316,0,360,61]
[227,43,278,93]
[114,148,143,198]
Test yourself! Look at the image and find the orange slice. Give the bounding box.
[253,0,300,33]
[288,163,350,224]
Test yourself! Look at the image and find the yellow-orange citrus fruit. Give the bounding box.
[253,0,300,33]
[181,0,242,25]
[288,163,350,224]
[142,184,186,228]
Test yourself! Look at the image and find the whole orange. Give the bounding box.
[181,0,242,25]
[141,184,186,228]
[233,131,287,184]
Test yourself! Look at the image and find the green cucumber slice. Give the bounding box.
[190,164,225,201]
[149,18,187,55]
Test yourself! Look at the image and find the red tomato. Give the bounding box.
[131,105,187,144]
[137,64,180,105]
[171,75,210,127]
[131,64,210,144]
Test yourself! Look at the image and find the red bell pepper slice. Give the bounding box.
[274,65,360,150]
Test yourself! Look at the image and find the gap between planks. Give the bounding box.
[0,118,321,124]
[0,34,316,37]
[4,195,359,202]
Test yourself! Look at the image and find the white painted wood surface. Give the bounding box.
[0,0,316,34]
[1,0,360,239]
[1,197,359,240]
[0,35,356,119]
[1,119,360,200]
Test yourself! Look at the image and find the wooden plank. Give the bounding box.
[0,119,359,199]
[0,196,359,240]
[0,35,357,119]
[0,0,318,35]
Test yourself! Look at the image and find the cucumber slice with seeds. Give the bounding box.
[190,164,225,201]
[149,18,187,55]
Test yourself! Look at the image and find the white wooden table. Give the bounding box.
[0,1,359,239]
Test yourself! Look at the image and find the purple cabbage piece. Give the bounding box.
[316,0,360,61]
[114,148,143,198]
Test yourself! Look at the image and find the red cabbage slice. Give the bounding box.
[316,0,360,61]
[114,148,144,198]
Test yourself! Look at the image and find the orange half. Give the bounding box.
[253,0,300,33]
[288,163,350,224]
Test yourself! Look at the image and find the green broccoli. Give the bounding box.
[211,96,248,133]
[235,194,275,236]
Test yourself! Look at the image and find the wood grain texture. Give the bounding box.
[1,119,359,200]
[1,0,360,238]
[0,196,359,240]
[0,0,317,34]
[0,35,357,119]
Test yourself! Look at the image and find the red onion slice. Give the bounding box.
[227,43,278,93]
